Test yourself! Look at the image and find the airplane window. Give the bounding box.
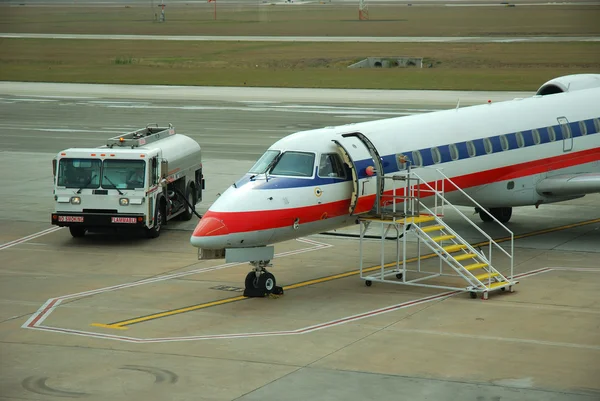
[532,129,541,145]
[516,132,524,148]
[594,118,600,133]
[396,153,408,169]
[483,138,493,154]
[500,135,509,151]
[579,121,587,136]
[431,147,441,164]
[449,144,459,160]
[318,153,346,178]
[271,151,315,177]
[548,126,556,141]
[466,141,476,157]
[249,149,280,174]
[412,150,423,167]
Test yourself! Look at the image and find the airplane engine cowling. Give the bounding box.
[536,74,600,96]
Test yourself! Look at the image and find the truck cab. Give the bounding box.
[51,124,204,238]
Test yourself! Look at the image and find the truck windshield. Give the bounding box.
[249,150,280,174]
[102,160,146,189]
[57,158,101,189]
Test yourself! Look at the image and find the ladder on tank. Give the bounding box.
[106,123,176,149]
[357,165,518,300]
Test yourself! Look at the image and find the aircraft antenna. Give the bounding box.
[456,99,460,110]
[359,0,369,20]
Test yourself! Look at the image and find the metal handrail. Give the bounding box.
[412,200,512,288]
[415,171,512,258]
[430,169,514,280]
[385,168,514,280]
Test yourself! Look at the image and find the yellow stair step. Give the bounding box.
[396,215,436,225]
[474,272,499,281]
[454,253,478,262]
[443,244,466,253]
[487,281,510,289]
[463,262,488,271]
[421,225,444,233]
[430,234,456,242]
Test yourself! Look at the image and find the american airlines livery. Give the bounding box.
[190,74,600,297]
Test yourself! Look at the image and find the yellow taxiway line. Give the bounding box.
[92,217,600,330]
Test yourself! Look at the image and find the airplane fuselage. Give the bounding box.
[191,79,600,252]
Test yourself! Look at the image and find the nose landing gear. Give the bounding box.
[243,260,284,297]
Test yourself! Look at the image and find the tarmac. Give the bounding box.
[0,84,598,401]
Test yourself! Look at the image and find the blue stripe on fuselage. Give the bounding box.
[234,117,600,190]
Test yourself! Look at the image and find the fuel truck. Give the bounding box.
[51,124,204,238]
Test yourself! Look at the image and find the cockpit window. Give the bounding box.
[249,150,280,174]
[270,151,315,177]
[318,153,346,178]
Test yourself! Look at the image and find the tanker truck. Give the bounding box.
[51,124,204,238]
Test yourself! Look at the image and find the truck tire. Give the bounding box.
[69,226,86,238]
[146,201,164,239]
[180,184,196,221]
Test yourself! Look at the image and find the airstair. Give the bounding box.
[356,165,518,300]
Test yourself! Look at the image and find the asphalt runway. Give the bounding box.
[0,83,599,401]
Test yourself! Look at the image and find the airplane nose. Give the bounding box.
[190,216,230,248]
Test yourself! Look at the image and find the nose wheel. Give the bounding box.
[243,260,284,297]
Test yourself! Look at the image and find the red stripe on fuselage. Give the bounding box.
[198,147,600,236]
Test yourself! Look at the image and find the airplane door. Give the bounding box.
[332,132,384,215]
[558,116,573,152]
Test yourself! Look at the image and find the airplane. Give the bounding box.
[190,73,600,296]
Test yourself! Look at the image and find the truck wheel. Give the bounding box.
[69,226,86,238]
[180,184,196,221]
[146,203,163,239]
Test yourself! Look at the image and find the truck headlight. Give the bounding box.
[70,196,81,205]
[119,198,129,206]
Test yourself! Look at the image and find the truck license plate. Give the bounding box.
[58,216,84,222]
[111,217,137,224]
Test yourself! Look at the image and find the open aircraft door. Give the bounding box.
[333,132,384,215]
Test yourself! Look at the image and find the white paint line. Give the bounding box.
[29,291,459,343]
[0,227,63,251]
[549,267,600,272]
[388,329,600,351]
[21,263,570,344]
[0,126,124,134]
[21,237,332,328]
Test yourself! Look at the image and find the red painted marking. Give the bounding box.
[28,299,59,327]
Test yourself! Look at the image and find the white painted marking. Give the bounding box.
[550,267,600,272]
[389,328,600,351]
[238,100,281,104]
[492,377,534,389]
[5,98,56,102]
[0,227,63,251]
[22,263,589,344]
[25,95,97,100]
[21,237,332,326]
